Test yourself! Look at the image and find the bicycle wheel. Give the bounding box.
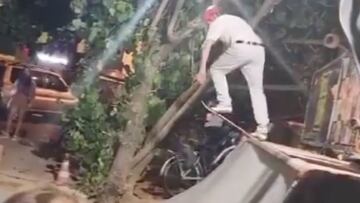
[211,145,236,169]
[162,158,203,197]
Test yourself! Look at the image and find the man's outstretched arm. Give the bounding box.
[196,40,215,84]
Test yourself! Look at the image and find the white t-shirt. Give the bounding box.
[205,14,262,47]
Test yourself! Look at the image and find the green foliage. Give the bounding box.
[264,0,339,40]
[156,52,193,100]
[69,0,135,49]
[62,9,149,193]
[62,86,124,194]
[131,1,205,127]
[146,94,166,127]
[262,0,340,83]
[155,31,204,103]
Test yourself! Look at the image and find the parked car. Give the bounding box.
[0,55,78,115]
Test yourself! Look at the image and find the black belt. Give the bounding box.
[236,40,264,47]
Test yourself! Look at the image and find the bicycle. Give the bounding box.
[159,125,242,196]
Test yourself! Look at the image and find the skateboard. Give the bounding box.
[201,101,254,138]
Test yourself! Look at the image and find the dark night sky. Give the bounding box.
[18,0,74,31]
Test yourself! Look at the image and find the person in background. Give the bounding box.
[22,43,30,62]
[15,42,30,63]
[3,68,36,140]
[195,5,270,140]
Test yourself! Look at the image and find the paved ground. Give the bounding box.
[0,172,40,202]
[0,138,56,181]
[0,118,61,201]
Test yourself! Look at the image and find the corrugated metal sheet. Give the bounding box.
[165,139,360,203]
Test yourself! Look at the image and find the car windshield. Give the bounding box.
[10,67,68,92]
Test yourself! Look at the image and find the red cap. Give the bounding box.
[203,5,221,23]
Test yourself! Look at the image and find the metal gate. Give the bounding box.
[302,54,360,156]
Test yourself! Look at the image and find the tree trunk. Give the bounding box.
[142,81,202,145]
[130,80,208,169]
[98,44,174,202]
[129,80,209,185]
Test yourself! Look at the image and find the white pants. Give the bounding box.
[210,44,269,126]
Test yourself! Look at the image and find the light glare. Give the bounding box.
[37,52,69,65]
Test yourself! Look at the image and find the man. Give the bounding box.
[195,5,270,140]
[4,68,36,140]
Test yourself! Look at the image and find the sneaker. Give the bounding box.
[211,104,232,113]
[251,125,269,141]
